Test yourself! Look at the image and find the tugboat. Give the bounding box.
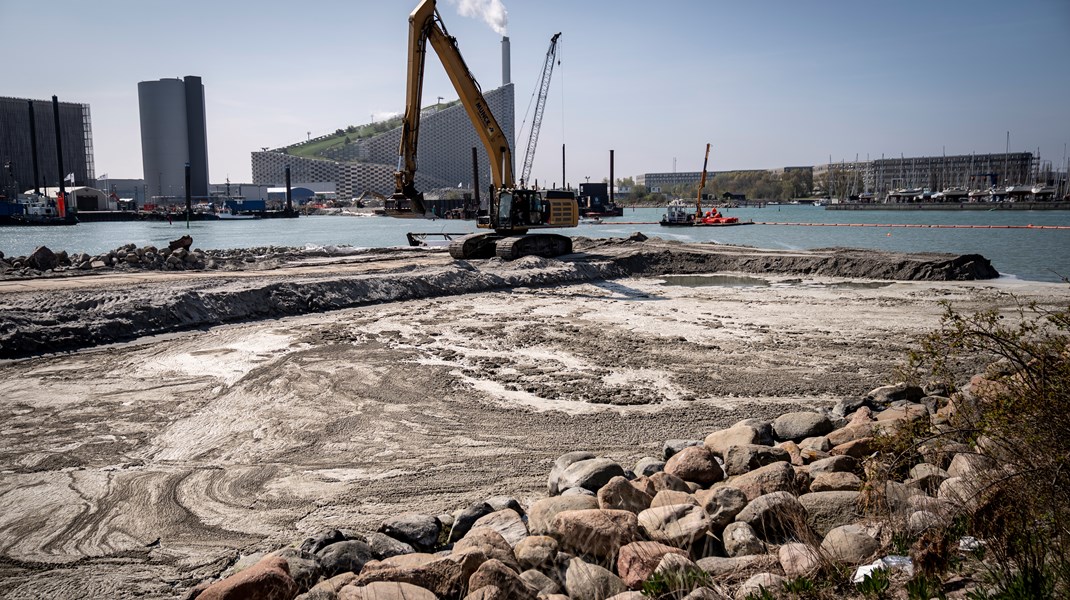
[660,198,696,226]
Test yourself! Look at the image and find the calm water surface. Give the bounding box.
[1,206,1067,282]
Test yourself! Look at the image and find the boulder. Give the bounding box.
[649,471,691,493]
[695,486,749,530]
[735,573,787,600]
[778,543,821,577]
[820,524,880,564]
[606,593,647,600]
[728,461,796,500]
[799,436,832,453]
[471,509,527,547]
[197,556,298,600]
[695,555,778,581]
[616,541,688,589]
[485,496,525,516]
[450,502,494,542]
[366,533,415,560]
[663,439,703,460]
[514,536,557,571]
[651,554,702,595]
[704,425,762,457]
[637,504,710,549]
[798,491,862,537]
[829,437,877,459]
[772,412,834,442]
[875,404,928,423]
[947,453,997,479]
[27,246,59,271]
[808,455,859,477]
[379,514,440,552]
[809,471,862,493]
[598,475,653,513]
[338,581,437,600]
[317,540,376,578]
[528,495,599,535]
[908,510,943,536]
[564,557,627,600]
[664,445,724,485]
[552,457,626,496]
[722,522,765,557]
[269,547,321,593]
[467,559,536,600]
[302,529,350,555]
[866,383,925,407]
[650,489,696,509]
[547,451,596,495]
[629,476,657,497]
[634,457,665,477]
[455,528,520,573]
[519,569,559,595]
[778,440,805,466]
[551,509,637,561]
[346,549,486,599]
[735,491,808,543]
[169,234,193,251]
[722,444,790,476]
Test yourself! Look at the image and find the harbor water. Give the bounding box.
[1,205,1067,282]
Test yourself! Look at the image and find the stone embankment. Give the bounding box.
[187,381,985,600]
[0,236,998,359]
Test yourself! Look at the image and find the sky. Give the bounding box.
[3,0,1069,187]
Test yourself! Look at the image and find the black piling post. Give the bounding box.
[285,166,293,214]
[610,149,615,205]
[52,96,65,214]
[471,147,480,217]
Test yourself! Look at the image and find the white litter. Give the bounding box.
[852,555,914,583]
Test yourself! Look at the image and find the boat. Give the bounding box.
[660,198,696,226]
[217,209,259,220]
[4,194,78,226]
[693,207,753,227]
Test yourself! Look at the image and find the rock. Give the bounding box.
[346,549,485,599]
[379,513,440,552]
[552,457,626,496]
[637,503,710,549]
[810,471,862,493]
[471,509,527,547]
[722,522,765,557]
[338,581,437,600]
[514,536,557,571]
[634,457,665,477]
[779,543,821,577]
[866,382,925,407]
[947,453,997,479]
[908,510,943,536]
[366,533,414,560]
[829,437,877,459]
[727,461,796,500]
[937,477,984,509]
[519,569,559,595]
[664,445,724,485]
[906,463,950,495]
[917,440,971,470]
[778,440,805,466]
[27,246,59,271]
[317,541,375,578]
[551,509,637,561]
[820,524,880,564]
[169,235,193,251]
[485,496,525,516]
[528,495,599,535]
[455,527,520,573]
[616,541,688,589]
[695,486,749,530]
[722,444,790,476]
[598,475,653,513]
[197,556,298,600]
[449,502,492,543]
[704,425,762,457]
[650,489,696,509]
[270,547,322,593]
[302,529,350,555]
[736,491,809,543]
[467,559,536,600]
[629,476,657,497]
[695,555,778,581]
[547,451,596,495]
[826,423,880,447]
[563,487,596,497]
[651,554,702,595]
[799,436,832,453]
[808,455,859,477]
[649,471,691,493]
[773,412,834,442]
[564,557,627,600]
[305,572,358,599]
[734,419,776,446]
[606,593,646,600]
[90,259,107,269]
[681,589,720,600]
[875,403,928,423]
[735,573,787,600]
[798,491,862,537]
[663,439,703,460]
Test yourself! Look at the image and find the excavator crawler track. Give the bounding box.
[448,232,502,260]
[494,234,573,260]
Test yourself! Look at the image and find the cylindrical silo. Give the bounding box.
[138,78,190,202]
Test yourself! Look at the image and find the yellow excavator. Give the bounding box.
[392,0,578,260]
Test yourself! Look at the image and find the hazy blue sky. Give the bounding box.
[4,0,1069,187]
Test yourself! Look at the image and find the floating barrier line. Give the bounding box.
[585,221,1070,230]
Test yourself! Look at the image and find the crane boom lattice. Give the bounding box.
[520,33,561,185]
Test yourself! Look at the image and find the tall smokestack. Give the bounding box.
[501,36,511,86]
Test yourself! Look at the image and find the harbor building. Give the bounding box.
[0,96,95,200]
[138,76,209,201]
[251,84,515,200]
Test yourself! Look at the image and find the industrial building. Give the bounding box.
[637,168,790,192]
[138,76,210,202]
[252,40,516,200]
[0,96,95,200]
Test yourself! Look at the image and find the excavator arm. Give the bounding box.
[394,0,514,214]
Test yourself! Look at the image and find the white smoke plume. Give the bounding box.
[450,0,508,36]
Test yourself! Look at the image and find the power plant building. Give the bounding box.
[0,96,95,200]
[138,76,209,201]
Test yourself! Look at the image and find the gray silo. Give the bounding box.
[138,76,209,201]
